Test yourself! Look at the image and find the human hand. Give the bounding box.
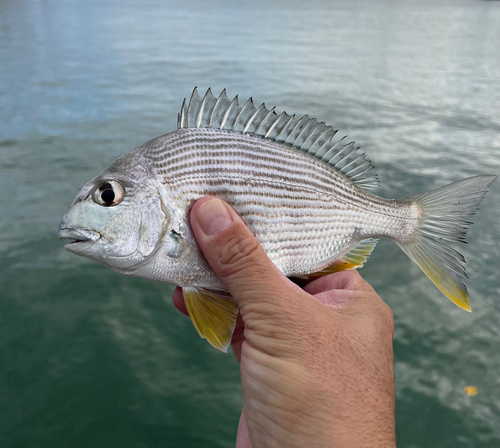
[172,197,396,448]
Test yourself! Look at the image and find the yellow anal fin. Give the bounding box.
[307,239,379,278]
[183,287,239,352]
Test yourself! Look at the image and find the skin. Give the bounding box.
[172,197,396,448]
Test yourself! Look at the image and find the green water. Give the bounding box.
[1,0,500,446]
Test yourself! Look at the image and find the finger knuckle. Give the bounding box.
[217,232,262,279]
[377,302,395,335]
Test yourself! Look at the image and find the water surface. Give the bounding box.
[1,0,499,446]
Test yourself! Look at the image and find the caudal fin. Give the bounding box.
[398,175,496,311]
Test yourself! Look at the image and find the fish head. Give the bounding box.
[58,148,166,270]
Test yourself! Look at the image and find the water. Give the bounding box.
[1,0,499,446]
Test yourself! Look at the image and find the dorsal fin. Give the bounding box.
[178,88,380,190]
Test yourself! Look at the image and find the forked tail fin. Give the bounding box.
[397,175,496,311]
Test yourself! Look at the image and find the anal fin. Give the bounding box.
[182,287,239,352]
[307,239,379,278]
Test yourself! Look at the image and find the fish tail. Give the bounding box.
[396,175,496,311]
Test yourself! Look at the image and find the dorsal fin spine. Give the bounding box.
[285,115,308,146]
[345,159,372,178]
[303,122,326,151]
[196,90,209,128]
[210,89,231,129]
[307,126,334,155]
[313,132,336,158]
[264,111,287,138]
[186,87,200,128]
[291,117,314,148]
[242,105,259,133]
[256,107,276,136]
[331,143,357,169]
[264,110,286,138]
[321,136,346,162]
[178,98,186,128]
[233,98,255,131]
[252,103,271,134]
[208,89,225,127]
[275,114,296,143]
[294,119,320,150]
[220,96,238,129]
[339,148,362,172]
[243,103,265,133]
[355,175,379,189]
[350,168,370,180]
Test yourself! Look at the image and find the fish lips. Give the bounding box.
[58,227,101,254]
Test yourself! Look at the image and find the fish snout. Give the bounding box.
[58,226,101,255]
[58,227,101,242]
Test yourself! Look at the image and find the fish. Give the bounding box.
[59,87,496,352]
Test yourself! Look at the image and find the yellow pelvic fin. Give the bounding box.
[307,239,379,278]
[182,287,239,352]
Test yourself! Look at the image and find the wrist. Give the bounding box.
[241,347,395,448]
[298,364,396,448]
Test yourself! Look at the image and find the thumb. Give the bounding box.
[189,197,297,309]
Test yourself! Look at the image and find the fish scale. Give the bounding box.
[59,87,496,351]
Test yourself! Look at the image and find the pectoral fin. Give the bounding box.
[307,239,379,278]
[182,287,239,352]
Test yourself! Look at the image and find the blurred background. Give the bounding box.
[1,0,499,446]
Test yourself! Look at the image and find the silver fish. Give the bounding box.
[59,88,496,351]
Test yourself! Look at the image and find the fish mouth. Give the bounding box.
[58,228,101,250]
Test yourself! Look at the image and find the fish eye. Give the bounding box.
[93,180,125,207]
